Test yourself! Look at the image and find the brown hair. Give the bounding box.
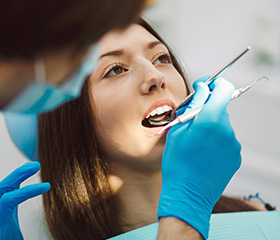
[0,0,145,60]
[39,81,121,239]
[38,19,256,240]
[213,196,257,213]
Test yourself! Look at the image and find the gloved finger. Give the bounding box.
[176,82,210,117]
[175,75,211,117]
[176,104,187,117]
[0,162,41,196]
[184,82,209,112]
[192,75,211,86]
[199,77,234,118]
[0,182,50,210]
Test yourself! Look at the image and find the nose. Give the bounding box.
[138,60,166,95]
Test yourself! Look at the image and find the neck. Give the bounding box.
[108,161,162,232]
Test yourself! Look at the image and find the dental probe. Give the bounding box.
[170,47,251,121]
[157,77,268,135]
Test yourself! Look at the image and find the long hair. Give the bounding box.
[0,0,145,60]
[39,80,121,239]
[38,19,257,240]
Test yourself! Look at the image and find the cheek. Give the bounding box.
[93,94,138,155]
[94,98,124,142]
[94,108,127,159]
[169,71,188,101]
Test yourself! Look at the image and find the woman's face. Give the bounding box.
[90,24,187,169]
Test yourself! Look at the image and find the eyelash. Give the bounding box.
[153,53,172,65]
[103,53,172,79]
[103,63,128,78]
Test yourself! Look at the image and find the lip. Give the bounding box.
[143,98,176,119]
[144,125,171,135]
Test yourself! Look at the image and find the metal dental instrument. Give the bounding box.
[170,47,251,121]
[157,76,268,135]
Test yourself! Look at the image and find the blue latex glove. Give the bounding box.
[0,162,50,239]
[158,77,241,239]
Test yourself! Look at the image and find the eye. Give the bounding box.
[154,54,171,65]
[104,64,128,78]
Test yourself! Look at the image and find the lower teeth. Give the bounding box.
[148,120,169,126]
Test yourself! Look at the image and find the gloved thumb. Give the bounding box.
[168,79,210,133]
[176,76,211,116]
[192,75,211,84]
[176,82,209,117]
[186,82,209,111]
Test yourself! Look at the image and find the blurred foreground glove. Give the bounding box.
[158,77,241,239]
[0,162,50,239]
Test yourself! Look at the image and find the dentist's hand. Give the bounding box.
[0,162,50,240]
[158,77,241,239]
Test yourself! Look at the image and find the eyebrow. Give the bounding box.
[99,50,124,59]
[99,40,164,59]
[147,40,163,49]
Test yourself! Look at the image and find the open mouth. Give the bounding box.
[142,105,173,128]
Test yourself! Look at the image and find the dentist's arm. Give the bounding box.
[158,77,241,239]
[158,217,203,240]
[0,162,50,240]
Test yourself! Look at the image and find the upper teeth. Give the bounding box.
[147,105,173,118]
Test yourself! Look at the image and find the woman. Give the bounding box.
[38,19,258,240]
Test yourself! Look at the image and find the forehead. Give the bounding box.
[100,24,158,52]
